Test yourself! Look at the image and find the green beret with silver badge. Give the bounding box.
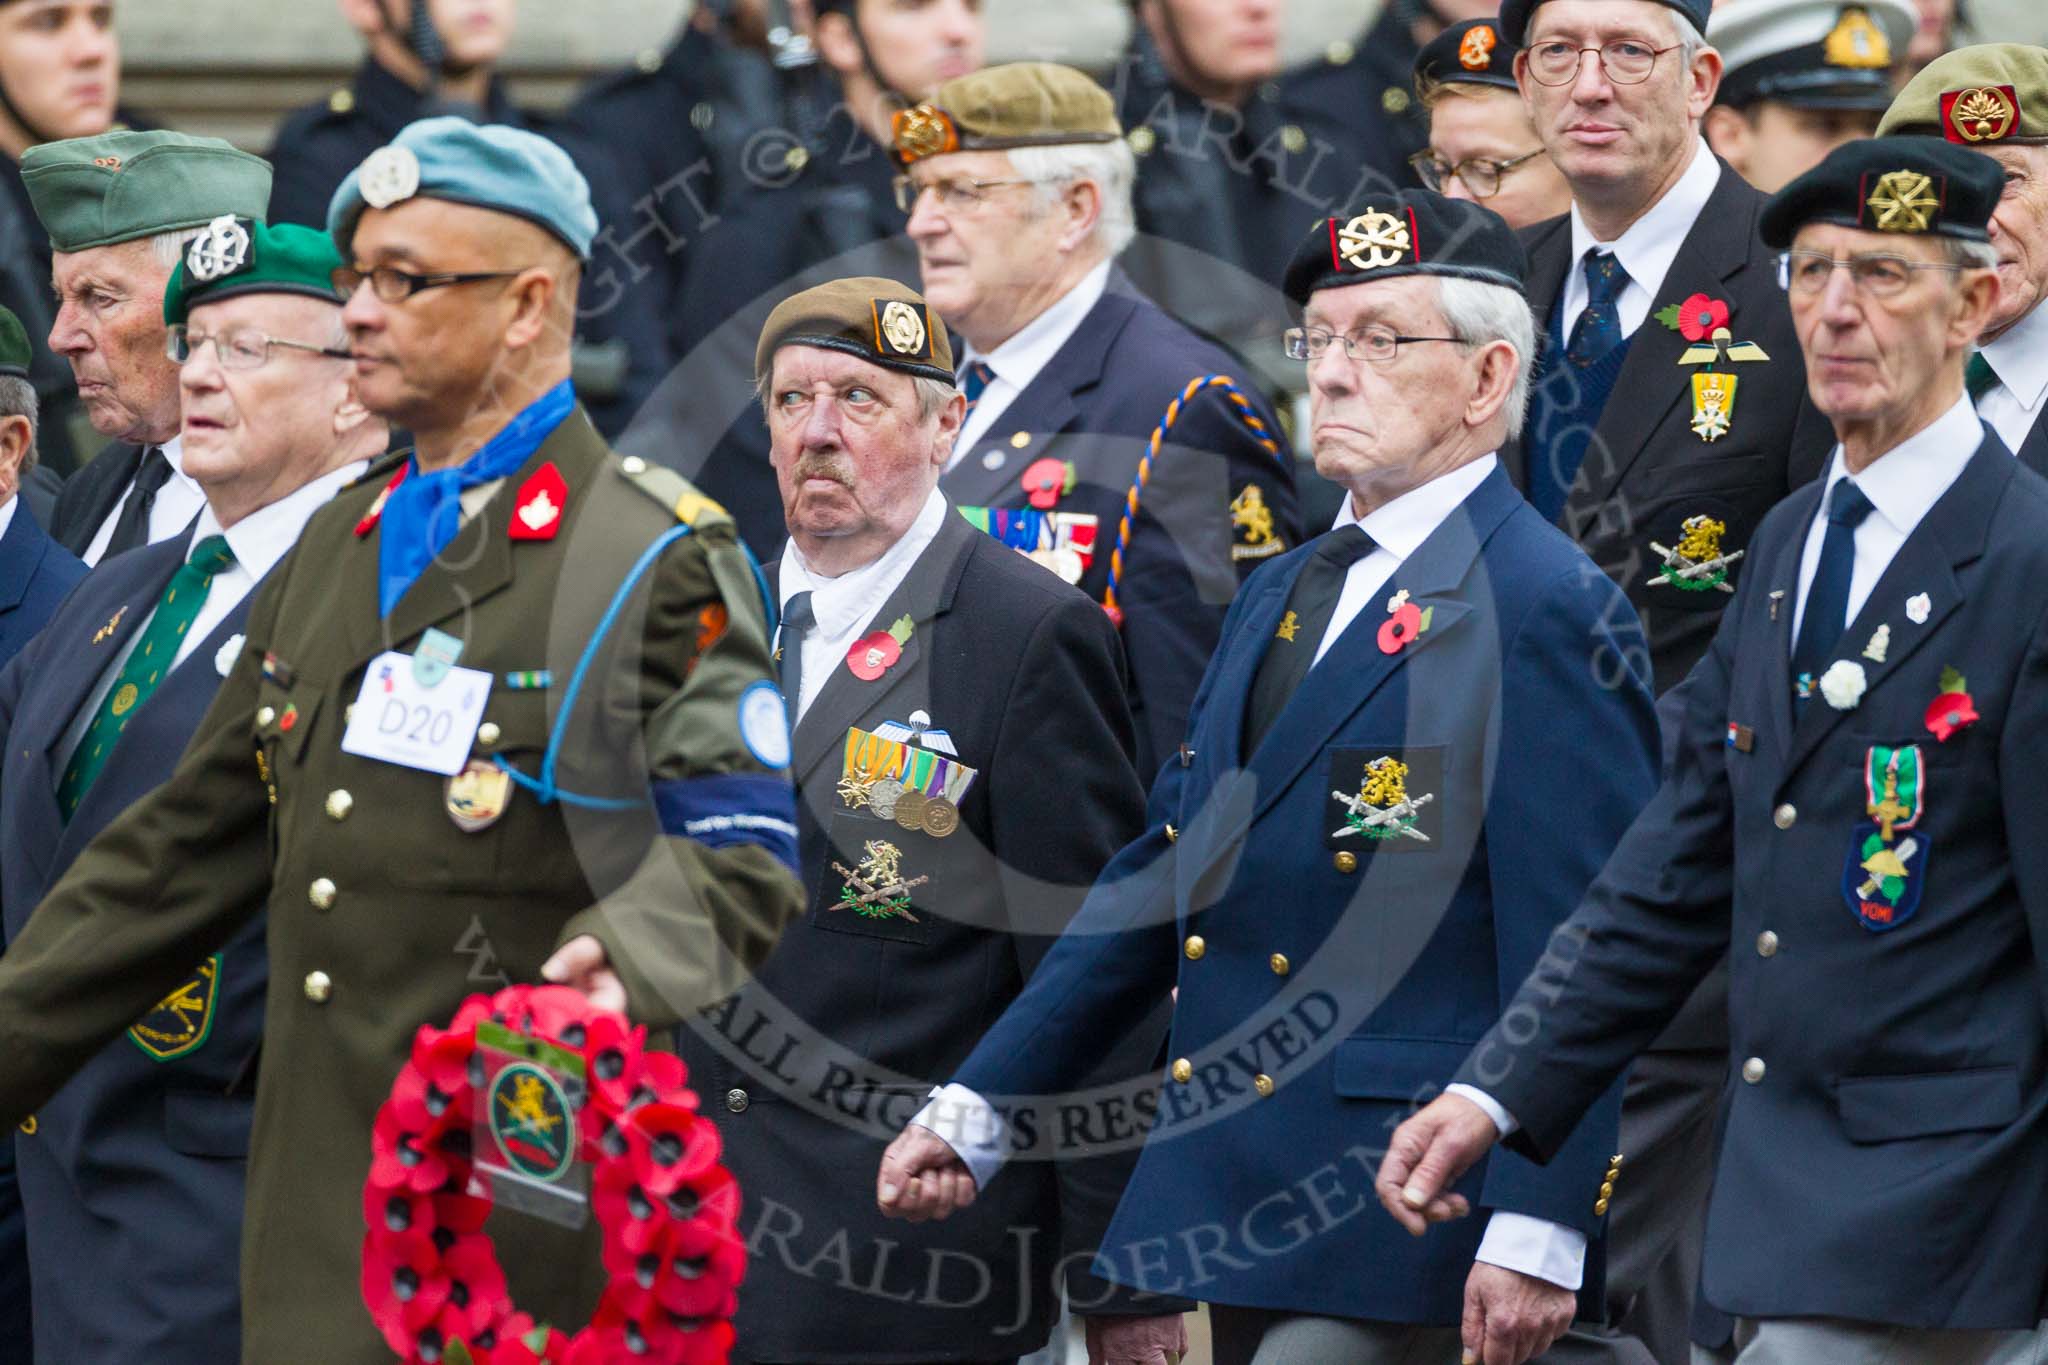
[163,219,348,326]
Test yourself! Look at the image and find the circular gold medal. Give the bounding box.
[893,790,929,831]
[921,798,959,838]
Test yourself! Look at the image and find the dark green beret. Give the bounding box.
[1760,135,2004,245]
[22,130,272,253]
[756,277,954,385]
[0,306,29,379]
[163,219,347,326]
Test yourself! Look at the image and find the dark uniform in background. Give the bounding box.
[0,118,806,1364]
[0,306,82,676]
[265,27,666,436]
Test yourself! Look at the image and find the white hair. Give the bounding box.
[1437,276,1537,439]
[1004,140,1139,259]
[1945,237,1999,270]
[149,226,207,269]
[1672,10,1707,62]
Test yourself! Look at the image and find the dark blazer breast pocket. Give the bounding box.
[1836,1066,2021,1143]
[811,811,939,945]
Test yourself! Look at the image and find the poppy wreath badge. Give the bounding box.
[362,984,743,1364]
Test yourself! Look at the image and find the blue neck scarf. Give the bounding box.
[378,380,577,616]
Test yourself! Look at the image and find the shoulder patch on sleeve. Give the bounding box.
[616,456,733,530]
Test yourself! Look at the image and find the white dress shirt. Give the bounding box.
[776,488,949,723]
[0,494,16,545]
[1561,140,1722,341]
[80,435,206,567]
[948,261,1112,465]
[919,454,1586,1290]
[1973,300,2048,458]
[1790,395,1983,642]
[58,460,367,772]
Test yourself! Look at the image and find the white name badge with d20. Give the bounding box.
[342,650,494,775]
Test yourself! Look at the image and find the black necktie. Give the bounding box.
[1790,479,1875,707]
[101,447,173,559]
[779,591,815,719]
[1244,525,1377,753]
[1966,352,1999,403]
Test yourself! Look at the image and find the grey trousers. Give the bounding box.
[1208,1305,1462,1365]
[1689,1317,2046,1365]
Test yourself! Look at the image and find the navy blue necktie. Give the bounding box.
[1565,251,1629,367]
[779,591,815,718]
[1790,479,1875,706]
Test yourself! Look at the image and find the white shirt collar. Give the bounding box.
[1819,394,1983,540]
[159,434,198,487]
[190,460,368,579]
[956,260,1113,387]
[1332,454,1499,557]
[1568,139,1721,297]
[1978,298,2048,415]
[779,487,950,641]
[0,496,15,544]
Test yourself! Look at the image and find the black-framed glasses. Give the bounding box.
[1284,327,1465,363]
[1525,39,1682,85]
[1408,148,1547,199]
[890,174,1041,213]
[330,264,526,302]
[165,324,352,370]
[1775,250,1964,298]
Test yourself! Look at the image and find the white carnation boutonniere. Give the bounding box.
[1818,659,1867,711]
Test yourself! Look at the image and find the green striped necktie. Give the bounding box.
[57,534,237,820]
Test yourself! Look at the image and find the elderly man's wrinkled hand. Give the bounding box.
[877,1122,977,1222]
[1375,1091,1498,1234]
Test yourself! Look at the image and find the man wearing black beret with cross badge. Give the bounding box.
[875,189,1662,1365]
[1383,137,2048,1365]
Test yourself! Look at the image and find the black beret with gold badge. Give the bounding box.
[1760,135,2005,246]
[891,62,1121,167]
[1283,189,1528,304]
[755,277,955,385]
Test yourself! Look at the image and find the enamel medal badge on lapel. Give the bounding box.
[1659,293,1769,443]
[1842,744,1928,931]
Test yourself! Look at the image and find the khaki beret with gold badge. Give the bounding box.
[755,277,955,384]
[1878,43,2048,146]
[892,62,1121,166]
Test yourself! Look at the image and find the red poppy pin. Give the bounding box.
[1377,588,1434,655]
[848,615,914,681]
[1925,666,1981,742]
[1655,293,1731,342]
[508,461,566,541]
[1020,456,1075,511]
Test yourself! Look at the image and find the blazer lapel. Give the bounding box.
[34,537,187,767]
[1754,482,1820,755]
[1563,162,1759,520]
[1780,439,2009,779]
[785,512,977,788]
[1502,216,1572,491]
[1183,468,1518,888]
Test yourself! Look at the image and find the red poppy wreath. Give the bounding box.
[362,984,743,1365]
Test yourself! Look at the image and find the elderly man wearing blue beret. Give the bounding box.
[0,117,807,1361]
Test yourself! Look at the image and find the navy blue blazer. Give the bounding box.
[952,464,1657,1324]
[1466,433,2048,1330]
[0,500,83,669]
[0,529,264,1363]
[938,278,1302,782]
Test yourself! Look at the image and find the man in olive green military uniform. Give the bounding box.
[0,117,805,1361]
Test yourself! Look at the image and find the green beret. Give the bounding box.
[0,306,30,379]
[756,277,954,385]
[1878,43,2048,146]
[22,130,272,253]
[163,219,347,326]
[892,62,1121,167]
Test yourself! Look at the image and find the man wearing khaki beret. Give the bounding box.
[675,276,1190,1364]
[1881,43,2048,474]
